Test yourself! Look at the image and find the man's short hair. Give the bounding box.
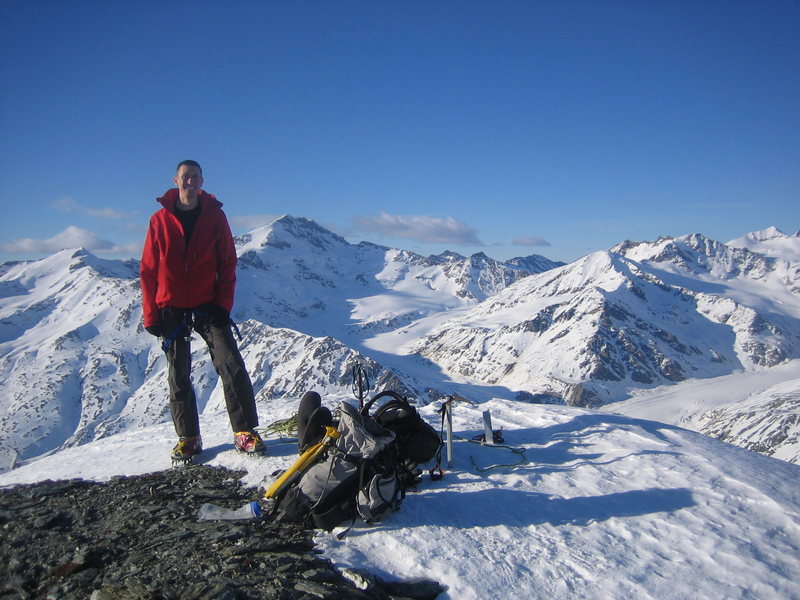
[176,159,203,174]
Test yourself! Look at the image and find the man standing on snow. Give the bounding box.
[140,159,264,462]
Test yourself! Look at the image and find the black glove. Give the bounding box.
[208,305,231,328]
[145,325,163,338]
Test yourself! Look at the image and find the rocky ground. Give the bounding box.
[0,465,444,600]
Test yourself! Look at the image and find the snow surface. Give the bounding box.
[609,359,800,426]
[2,387,799,600]
[3,224,800,597]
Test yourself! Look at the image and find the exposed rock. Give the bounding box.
[0,465,443,600]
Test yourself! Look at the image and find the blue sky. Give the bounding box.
[1,1,798,264]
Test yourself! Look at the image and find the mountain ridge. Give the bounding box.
[0,217,558,468]
[1,217,799,470]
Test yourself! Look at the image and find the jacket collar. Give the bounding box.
[157,188,222,213]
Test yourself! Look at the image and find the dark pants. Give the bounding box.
[162,307,258,437]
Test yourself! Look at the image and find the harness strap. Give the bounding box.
[160,307,242,351]
[161,315,190,352]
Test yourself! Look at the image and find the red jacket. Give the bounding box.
[140,189,238,328]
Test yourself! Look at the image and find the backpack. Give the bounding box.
[364,390,443,486]
[265,391,443,533]
[270,401,402,531]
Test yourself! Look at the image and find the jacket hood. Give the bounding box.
[157,188,222,212]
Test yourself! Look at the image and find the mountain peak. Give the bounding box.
[728,226,800,262]
[506,253,566,273]
[746,226,787,242]
[235,214,348,254]
[430,250,465,262]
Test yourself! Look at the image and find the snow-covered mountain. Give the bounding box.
[0,217,558,469]
[233,215,561,337]
[0,250,147,470]
[1,219,799,472]
[728,225,800,262]
[406,230,800,406]
[3,221,799,599]
[692,377,800,464]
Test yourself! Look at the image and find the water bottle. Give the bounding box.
[197,501,262,521]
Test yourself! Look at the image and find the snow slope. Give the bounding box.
[1,392,798,600]
[609,360,800,468]
[728,226,800,262]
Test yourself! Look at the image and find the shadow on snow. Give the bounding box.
[392,486,696,529]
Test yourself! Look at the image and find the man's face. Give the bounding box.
[174,165,203,201]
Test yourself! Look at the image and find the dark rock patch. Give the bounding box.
[0,465,444,600]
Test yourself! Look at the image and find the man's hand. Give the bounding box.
[145,325,163,338]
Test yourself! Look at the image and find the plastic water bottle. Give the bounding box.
[197,501,262,521]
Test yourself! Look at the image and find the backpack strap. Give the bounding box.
[361,389,408,416]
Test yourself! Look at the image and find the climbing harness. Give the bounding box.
[161,307,242,353]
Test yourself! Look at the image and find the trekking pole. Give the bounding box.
[351,362,370,411]
[445,397,454,468]
[437,394,475,470]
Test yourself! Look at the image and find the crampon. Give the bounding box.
[234,430,266,455]
[171,436,202,466]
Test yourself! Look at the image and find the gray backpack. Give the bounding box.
[273,401,402,532]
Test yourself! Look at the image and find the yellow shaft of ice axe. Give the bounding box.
[264,426,340,500]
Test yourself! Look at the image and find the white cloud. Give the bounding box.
[53,197,136,220]
[513,235,551,247]
[0,226,139,256]
[353,211,483,245]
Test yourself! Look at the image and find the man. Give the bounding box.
[140,160,264,462]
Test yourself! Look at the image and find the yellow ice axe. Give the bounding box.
[264,426,340,500]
